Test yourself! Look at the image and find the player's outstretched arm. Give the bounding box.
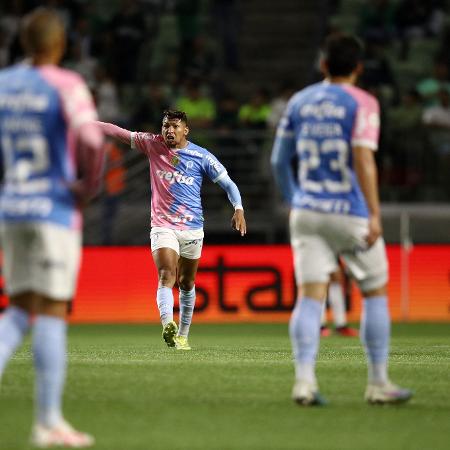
[94,121,132,146]
[353,145,382,247]
[216,174,247,236]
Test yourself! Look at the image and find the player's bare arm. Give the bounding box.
[352,145,382,246]
[95,121,132,146]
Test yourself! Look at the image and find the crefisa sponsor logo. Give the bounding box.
[156,169,194,185]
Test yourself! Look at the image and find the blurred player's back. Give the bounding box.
[283,81,379,218]
[0,8,103,448]
[0,62,100,228]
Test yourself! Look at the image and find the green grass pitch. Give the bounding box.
[0,323,449,450]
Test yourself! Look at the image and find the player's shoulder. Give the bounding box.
[0,64,31,85]
[184,141,211,158]
[289,83,322,104]
[38,65,89,94]
[340,84,379,110]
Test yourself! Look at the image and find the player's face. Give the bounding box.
[162,118,189,148]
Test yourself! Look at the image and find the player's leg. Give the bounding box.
[152,247,179,347]
[320,301,331,337]
[31,294,94,447]
[175,257,200,350]
[4,222,94,446]
[328,268,358,336]
[289,210,337,405]
[174,229,204,350]
[0,293,34,380]
[343,237,412,404]
[31,224,94,446]
[0,224,34,380]
[290,282,329,405]
[151,228,181,347]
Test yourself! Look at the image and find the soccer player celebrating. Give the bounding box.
[96,110,246,350]
[271,33,412,406]
[0,8,104,447]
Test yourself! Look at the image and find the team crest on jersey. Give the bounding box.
[171,155,180,166]
[186,161,194,170]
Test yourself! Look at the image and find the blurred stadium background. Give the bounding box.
[1,2,450,450]
[0,1,449,320]
[0,0,449,322]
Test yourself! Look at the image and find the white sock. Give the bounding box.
[289,297,322,384]
[178,287,196,337]
[328,282,347,328]
[361,296,390,385]
[294,362,316,385]
[156,287,174,326]
[368,362,388,385]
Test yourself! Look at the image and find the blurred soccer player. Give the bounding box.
[95,110,246,350]
[271,33,412,406]
[0,8,104,447]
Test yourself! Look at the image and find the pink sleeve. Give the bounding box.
[63,79,105,198]
[60,75,98,130]
[131,131,164,156]
[38,67,105,199]
[96,121,132,146]
[351,92,380,151]
[76,122,105,198]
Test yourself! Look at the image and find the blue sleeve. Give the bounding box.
[270,98,298,205]
[202,150,227,182]
[271,132,297,205]
[216,173,243,209]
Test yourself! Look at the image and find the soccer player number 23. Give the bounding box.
[298,138,351,194]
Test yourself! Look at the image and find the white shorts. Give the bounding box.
[0,222,81,300]
[150,227,204,259]
[290,209,388,292]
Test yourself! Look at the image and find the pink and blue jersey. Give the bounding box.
[0,63,103,229]
[272,81,380,218]
[131,131,228,229]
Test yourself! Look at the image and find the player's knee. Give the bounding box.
[359,272,388,297]
[37,298,69,318]
[178,275,194,292]
[158,268,176,286]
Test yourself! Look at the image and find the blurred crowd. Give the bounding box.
[0,0,285,133]
[329,0,450,200]
[1,0,449,203]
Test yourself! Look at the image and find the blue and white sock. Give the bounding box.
[33,315,67,428]
[178,287,196,337]
[0,306,30,377]
[0,306,30,376]
[289,297,323,384]
[156,287,174,326]
[360,296,390,385]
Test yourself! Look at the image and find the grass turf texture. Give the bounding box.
[0,323,449,450]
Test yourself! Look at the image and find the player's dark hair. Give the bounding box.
[322,33,364,77]
[162,110,188,125]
